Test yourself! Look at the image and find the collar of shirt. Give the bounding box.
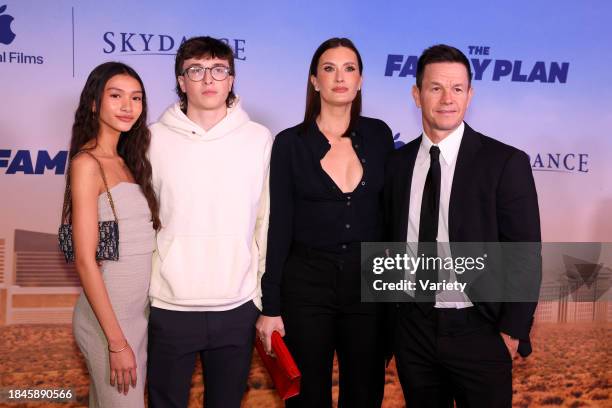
[300,119,365,160]
[417,121,465,168]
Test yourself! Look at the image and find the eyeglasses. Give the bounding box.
[182,65,232,82]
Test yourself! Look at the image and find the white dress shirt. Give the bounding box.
[406,122,473,308]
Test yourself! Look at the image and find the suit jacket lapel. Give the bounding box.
[449,123,482,241]
[396,137,420,241]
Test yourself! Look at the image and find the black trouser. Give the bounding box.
[147,300,259,408]
[281,244,386,408]
[394,304,512,408]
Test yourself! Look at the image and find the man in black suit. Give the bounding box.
[384,44,541,407]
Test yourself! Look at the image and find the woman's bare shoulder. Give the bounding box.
[70,152,102,188]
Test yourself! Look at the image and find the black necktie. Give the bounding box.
[416,145,441,312]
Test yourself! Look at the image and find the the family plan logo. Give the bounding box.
[0,4,16,45]
[0,150,68,175]
[385,45,570,84]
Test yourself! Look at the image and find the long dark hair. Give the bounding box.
[64,61,161,230]
[302,38,363,137]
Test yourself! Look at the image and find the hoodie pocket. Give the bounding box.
[158,235,252,302]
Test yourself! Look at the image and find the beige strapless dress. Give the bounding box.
[72,183,155,408]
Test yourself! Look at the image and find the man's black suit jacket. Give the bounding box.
[383,122,541,357]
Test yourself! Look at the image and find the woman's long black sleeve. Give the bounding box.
[261,131,294,316]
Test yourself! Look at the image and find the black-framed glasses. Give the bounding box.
[182,65,232,82]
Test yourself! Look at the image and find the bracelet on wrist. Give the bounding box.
[108,339,129,353]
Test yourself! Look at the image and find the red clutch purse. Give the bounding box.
[255,331,301,400]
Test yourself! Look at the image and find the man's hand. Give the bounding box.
[500,332,519,360]
[256,315,285,356]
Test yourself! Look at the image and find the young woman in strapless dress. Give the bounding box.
[65,61,160,407]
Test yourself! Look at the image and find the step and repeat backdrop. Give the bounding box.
[1,1,611,406]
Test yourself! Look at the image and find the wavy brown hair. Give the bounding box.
[63,61,161,230]
[175,36,236,111]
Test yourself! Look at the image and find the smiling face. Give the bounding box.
[177,56,234,115]
[311,46,362,108]
[97,74,143,135]
[412,62,473,141]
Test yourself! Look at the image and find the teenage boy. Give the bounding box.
[147,36,272,408]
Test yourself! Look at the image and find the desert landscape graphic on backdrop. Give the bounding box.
[0,230,610,407]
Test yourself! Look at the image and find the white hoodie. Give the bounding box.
[148,99,272,311]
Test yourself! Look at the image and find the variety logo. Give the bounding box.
[385,45,569,84]
[102,32,247,60]
[0,5,45,65]
[0,150,68,175]
[0,4,15,45]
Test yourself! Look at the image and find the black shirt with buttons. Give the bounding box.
[261,116,395,316]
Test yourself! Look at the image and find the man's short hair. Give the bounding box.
[174,36,236,110]
[416,44,472,89]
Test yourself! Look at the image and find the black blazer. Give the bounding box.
[383,122,541,357]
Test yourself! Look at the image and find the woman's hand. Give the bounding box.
[256,315,285,356]
[108,341,137,395]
